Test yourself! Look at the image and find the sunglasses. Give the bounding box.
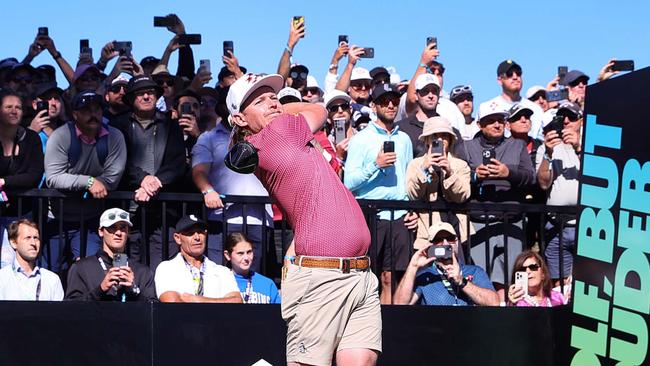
[74,95,103,110]
[134,89,157,97]
[290,71,307,80]
[327,102,350,113]
[108,211,129,220]
[350,82,371,90]
[376,97,400,107]
[417,86,440,97]
[451,85,472,95]
[502,69,522,78]
[108,84,126,93]
[156,78,175,87]
[302,87,320,96]
[519,263,540,272]
[481,117,506,125]
[431,236,457,245]
[568,80,587,87]
[559,113,580,122]
[105,223,130,234]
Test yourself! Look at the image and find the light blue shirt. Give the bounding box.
[344,121,412,220]
[0,257,64,301]
[191,123,273,225]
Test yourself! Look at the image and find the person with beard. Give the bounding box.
[483,60,544,140]
[344,84,413,304]
[112,75,187,269]
[151,64,179,112]
[104,76,130,126]
[43,91,127,272]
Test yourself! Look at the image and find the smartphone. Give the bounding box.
[360,47,375,59]
[113,41,132,57]
[545,89,569,102]
[113,253,128,268]
[515,271,528,296]
[543,115,564,138]
[79,39,89,53]
[334,119,346,143]
[292,16,304,29]
[36,100,49,116]
[558,66,568,80]
[153,15,177,27]
[178,34,202,45]
[180,102,193,116]
[38,27,48,36]
[482,148,496,165]
[199,59,210,73]
[430,139,444,155]
[338,35,349,46]
[611,60,634,72]
[427,244,452,261]
[426,36,438,49]
[223,41,234,57]
[383,140,395,153]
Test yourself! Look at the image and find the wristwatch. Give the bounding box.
[130,285,141,296]
[459,277,469,289]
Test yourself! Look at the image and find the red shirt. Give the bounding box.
[247,113,370,257]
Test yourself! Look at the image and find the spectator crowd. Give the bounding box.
[0,14,631,306]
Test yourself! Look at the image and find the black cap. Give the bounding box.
[497,59,522,76]
[140,56,160,67]
[371,83,400,102]
[173,88,200,105]
[35,82,63,98]
[0,58,19,71]
[71,90,104,110]
[217,65,247,82]
[175,214,208,233]
[123,75,163,106]
[369,66,389,79]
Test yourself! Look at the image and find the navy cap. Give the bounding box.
[371,83,400,102]
[71,90,103,110]
[562,70,589,86]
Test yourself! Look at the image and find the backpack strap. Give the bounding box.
[67,121,110,168]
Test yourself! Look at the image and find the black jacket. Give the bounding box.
[111,112,187,192]
[65,251,157,302]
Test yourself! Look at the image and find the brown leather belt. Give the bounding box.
[296,256,370,273]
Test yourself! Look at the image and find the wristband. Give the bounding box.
[202,188,215,196]
[283,255,295,263]
[86,177,95,190]
[459,277,469,289]
[285,45,293,56]
[328,63,338,71]
[52,51,62,60]
[418,63,428,69]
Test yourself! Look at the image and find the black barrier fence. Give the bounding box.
[0,189,576,301]
[0,301,573,366]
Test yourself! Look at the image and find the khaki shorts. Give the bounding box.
[281,263,382,365]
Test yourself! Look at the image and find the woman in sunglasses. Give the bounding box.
[507,250,565,307]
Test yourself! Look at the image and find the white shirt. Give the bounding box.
[154,253,239,299]
[0,258,64,301]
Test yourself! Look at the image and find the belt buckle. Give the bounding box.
[340,258,350,274]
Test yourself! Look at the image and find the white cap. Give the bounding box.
[306,75,320,89]
[478,100,509,122]
[415,73,441,90]
[525,85,546,100]
[99,208,132,229]
[324,90,352,108]
[277,87,302,103]
[350,67,372,82]
[226,73,284,114]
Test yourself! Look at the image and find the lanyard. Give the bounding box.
[35,277,42,301]
[98,256,126,302]
[243,275,253,303]
[182,256,205,296]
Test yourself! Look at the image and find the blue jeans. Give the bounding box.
[40,218,102,272]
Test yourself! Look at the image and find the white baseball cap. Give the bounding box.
[350,67,372,82]
[226,73,284,115]
[99,208,132,229]
[525,85,546,100]
[477,100,508,122]
[277,87,302,103]
[415,73,441,91]
[323,90,351,108]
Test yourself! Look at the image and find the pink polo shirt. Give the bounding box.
[247,113,370,257]
[75,125,109,145]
